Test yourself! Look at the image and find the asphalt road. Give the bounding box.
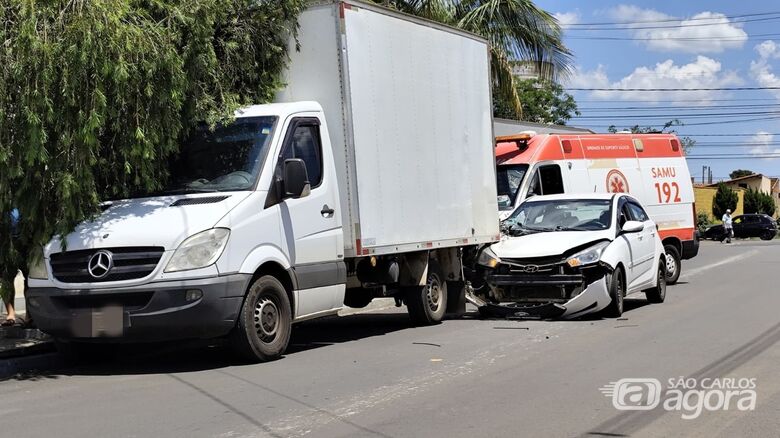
[2,240,780,437]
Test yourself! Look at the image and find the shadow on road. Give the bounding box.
[3,311,415,380]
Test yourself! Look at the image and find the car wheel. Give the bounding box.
[663,244,681,285]
[405,260,448,326]
[645,259,667,303]
[229,275,292,363]
[602,266,625,318]
[760,231,775,241]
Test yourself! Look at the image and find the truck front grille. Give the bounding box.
[50,247,164,283]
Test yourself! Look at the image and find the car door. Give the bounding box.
[732,215,746,238]
[616,199,642,288]
[625,200,656,289]
[272,116,344,317]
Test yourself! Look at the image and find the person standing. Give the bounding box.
[2,209,22,326]
[721,209,734,244]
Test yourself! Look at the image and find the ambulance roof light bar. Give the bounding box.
[495,131,536,151]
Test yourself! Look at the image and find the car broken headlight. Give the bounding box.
[477,247,501,269]
[566,241,610,268]
[165,228,230,273]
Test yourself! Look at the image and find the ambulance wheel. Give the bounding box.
[663,245,681,285]
[229,275,292,363]
[405,260,448,326]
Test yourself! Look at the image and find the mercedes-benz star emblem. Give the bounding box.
[88,250,114,279]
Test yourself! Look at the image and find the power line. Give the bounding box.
[568,86,780,91]
[560,11,780,27]
[677,133,780,136]
[579,104,780,111]
[566,33,780,41]
[579,115,780,127]
[573,111,780,119]
[575,98,779,103]
[562,15,780,31]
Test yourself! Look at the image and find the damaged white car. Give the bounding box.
[474,193,666,319]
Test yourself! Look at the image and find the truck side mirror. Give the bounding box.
[283,158,311,199]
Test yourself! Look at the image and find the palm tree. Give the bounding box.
[376,0,572,119]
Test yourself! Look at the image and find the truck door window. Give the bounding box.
[280,120,323,188]
[528,164,564,197]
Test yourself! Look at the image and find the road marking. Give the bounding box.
[681,250,760,280]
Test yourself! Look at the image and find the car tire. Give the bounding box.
[602,266,625,318]
[663,244,681,285]
[760,231,775,241]
[405,260,448,326]
[645,259,667,304]
[229,275,292,363]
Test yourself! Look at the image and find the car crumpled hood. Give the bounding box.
[490,230,613,259]
[44,192,252,255]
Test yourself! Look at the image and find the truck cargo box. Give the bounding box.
[278,0,499,257]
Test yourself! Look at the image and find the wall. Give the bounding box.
[695,186,744,222]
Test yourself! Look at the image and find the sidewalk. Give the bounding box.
[1,271,53,364]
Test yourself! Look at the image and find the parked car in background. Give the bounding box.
[704,214,777,241]
[475,193,666,319]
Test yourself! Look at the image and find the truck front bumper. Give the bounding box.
[26,274,252,342]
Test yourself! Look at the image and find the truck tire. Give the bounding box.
[602,266,625,318]
[405,260,448,326]
[229,275,292,363]
[644,259,667,304]
[663,244,681,285]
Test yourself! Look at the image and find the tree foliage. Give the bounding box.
[608,119,695,154]
[376,0,572,119]
[0,0,304,296]
[712,183,739,219]
[743,187,776,216]
[494,78,579,124]
[729,169,755,180]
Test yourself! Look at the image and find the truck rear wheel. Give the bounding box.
[229,275,292,363]
[405,260,447,325]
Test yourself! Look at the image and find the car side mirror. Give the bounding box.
[621,220,644,234]
[283,158,311,199]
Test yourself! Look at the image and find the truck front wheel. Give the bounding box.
[229,275,292,362]
[405,260,448,326]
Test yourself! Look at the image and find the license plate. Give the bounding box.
[72,306,125,337]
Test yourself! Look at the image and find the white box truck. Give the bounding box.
[26,0,499,361]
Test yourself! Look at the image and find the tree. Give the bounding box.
[0,0,304,299]
[744,188,761,214]
[494,78,580,124]
[712,183,739,219]
[376,1,572,119]
[608,119,695,154]
[729,169,755,180]
[759,192,776,216]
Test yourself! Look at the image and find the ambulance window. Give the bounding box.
[535,164,564,196]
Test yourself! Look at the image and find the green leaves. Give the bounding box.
[0,0,303,285]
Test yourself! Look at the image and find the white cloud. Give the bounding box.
[568,56,742,104]
[750,40,780,99]
[607,5,748,53]
[554,11,580,27]
[748,131,780,160]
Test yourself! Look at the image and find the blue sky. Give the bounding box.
[535,0,780,181]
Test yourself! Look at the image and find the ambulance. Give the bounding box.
[494,132,699,284]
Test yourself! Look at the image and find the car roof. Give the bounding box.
[521,193,643,204]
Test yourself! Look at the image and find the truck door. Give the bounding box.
[272,116,345,317]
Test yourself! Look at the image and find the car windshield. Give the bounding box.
[160,116,277,194]
[504,199,612,234]
[496,164,529,211]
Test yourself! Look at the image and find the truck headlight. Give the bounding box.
[477,247,501,269]
[165,228,230,273]
[566,241,610,268]
[28,257,48,280]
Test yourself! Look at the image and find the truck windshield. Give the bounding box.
[162,116,278,194]
[505,199,612,233]
[496,164,528,211]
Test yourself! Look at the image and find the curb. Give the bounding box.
[0,352,62,380]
